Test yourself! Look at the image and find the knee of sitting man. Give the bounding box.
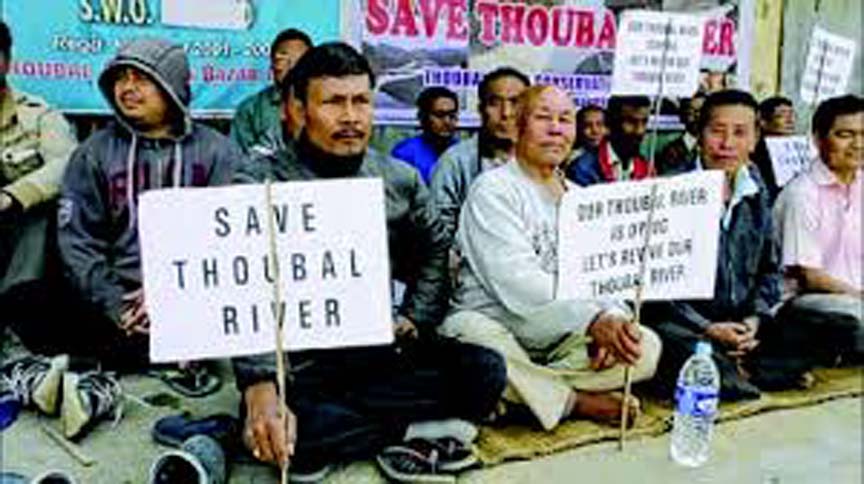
[460,344,507,416]
[633,326,662,381]
[439,310,512,343]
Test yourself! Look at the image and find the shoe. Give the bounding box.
[61,371,123,440]
[152,413,245,460]
[288,459,333,484]
[376,437,476,483]
[29,470,78,484]
[0,355,68,415]
[149,435,226,484]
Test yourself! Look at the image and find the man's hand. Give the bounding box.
[587,310,642,366]
[243,381,297,467]
[589,345,619,371]
[705,322,758,356]
[394,316,419,341]
[119,288,149,335]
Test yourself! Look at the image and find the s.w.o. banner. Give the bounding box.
[347,0,749,125]
[2,0,341,116]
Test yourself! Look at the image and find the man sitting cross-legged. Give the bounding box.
[231,42,507,483]
[438,85,661,432]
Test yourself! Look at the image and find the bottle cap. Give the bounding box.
[695,341,713,355]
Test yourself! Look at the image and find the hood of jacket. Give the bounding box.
[98,38,192,137]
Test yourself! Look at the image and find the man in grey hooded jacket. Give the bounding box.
[56,38,243,366]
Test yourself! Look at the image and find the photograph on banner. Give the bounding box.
[610,10,704,98]
[800,26,857,105]
[137,179,393,363]
[2,0,341,115]
[765,135,817,187]
[557,170,724,302]
[350,0,746,126]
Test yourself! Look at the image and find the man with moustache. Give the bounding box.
[567,95,653,186]
[438,85,661,432]
[232,42,506,483]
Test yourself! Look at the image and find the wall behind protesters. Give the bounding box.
[780,0,863,122]
[749,0,783,99]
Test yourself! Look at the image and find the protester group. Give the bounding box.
[1,20,861,483]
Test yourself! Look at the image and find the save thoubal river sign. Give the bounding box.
[138,179,393,362]
[557,170,724,302]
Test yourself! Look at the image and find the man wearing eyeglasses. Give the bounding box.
[390,86,460,184]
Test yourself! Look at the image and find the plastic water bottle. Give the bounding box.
[670,341,720,467]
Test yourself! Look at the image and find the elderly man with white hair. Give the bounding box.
[438,85,661,432]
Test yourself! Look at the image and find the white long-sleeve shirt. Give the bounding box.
[450,160,627,350]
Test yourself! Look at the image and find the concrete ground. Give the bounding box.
[1,372,860,483]
[1,330,861,484]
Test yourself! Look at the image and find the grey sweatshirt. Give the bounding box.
[57,38,244,324]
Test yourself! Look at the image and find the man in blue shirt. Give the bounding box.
[391,86,459,183]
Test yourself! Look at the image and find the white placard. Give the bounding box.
[765,136,817,187]
[800,27,857,105]
[611,10,704,97]
[161,0,253,31]
[557,171,724,301]
[139,179,393,363]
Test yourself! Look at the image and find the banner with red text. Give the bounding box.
[350,0,746,125]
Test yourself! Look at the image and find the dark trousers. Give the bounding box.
[772,294,864,364]
[649,310,819,401]
[281,339,505,462]
[2,281,148,370]
[0,203,52,295]
[649,321,762,401]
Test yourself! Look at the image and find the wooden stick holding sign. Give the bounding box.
[264,178,292,484]
[609,10,704,450]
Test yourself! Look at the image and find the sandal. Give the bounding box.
[147,364,221,398]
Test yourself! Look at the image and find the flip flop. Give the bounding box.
[147,366,222,398]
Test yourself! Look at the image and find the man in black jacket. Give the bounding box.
[232,42,506,482]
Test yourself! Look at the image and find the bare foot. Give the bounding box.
[569,392,641,427]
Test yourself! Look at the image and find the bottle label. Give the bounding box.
[675,384,719,417]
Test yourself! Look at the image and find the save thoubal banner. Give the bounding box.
[352,0,746,125]
[138,179,393,362]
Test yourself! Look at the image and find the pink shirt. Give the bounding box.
[774,161,863,293]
